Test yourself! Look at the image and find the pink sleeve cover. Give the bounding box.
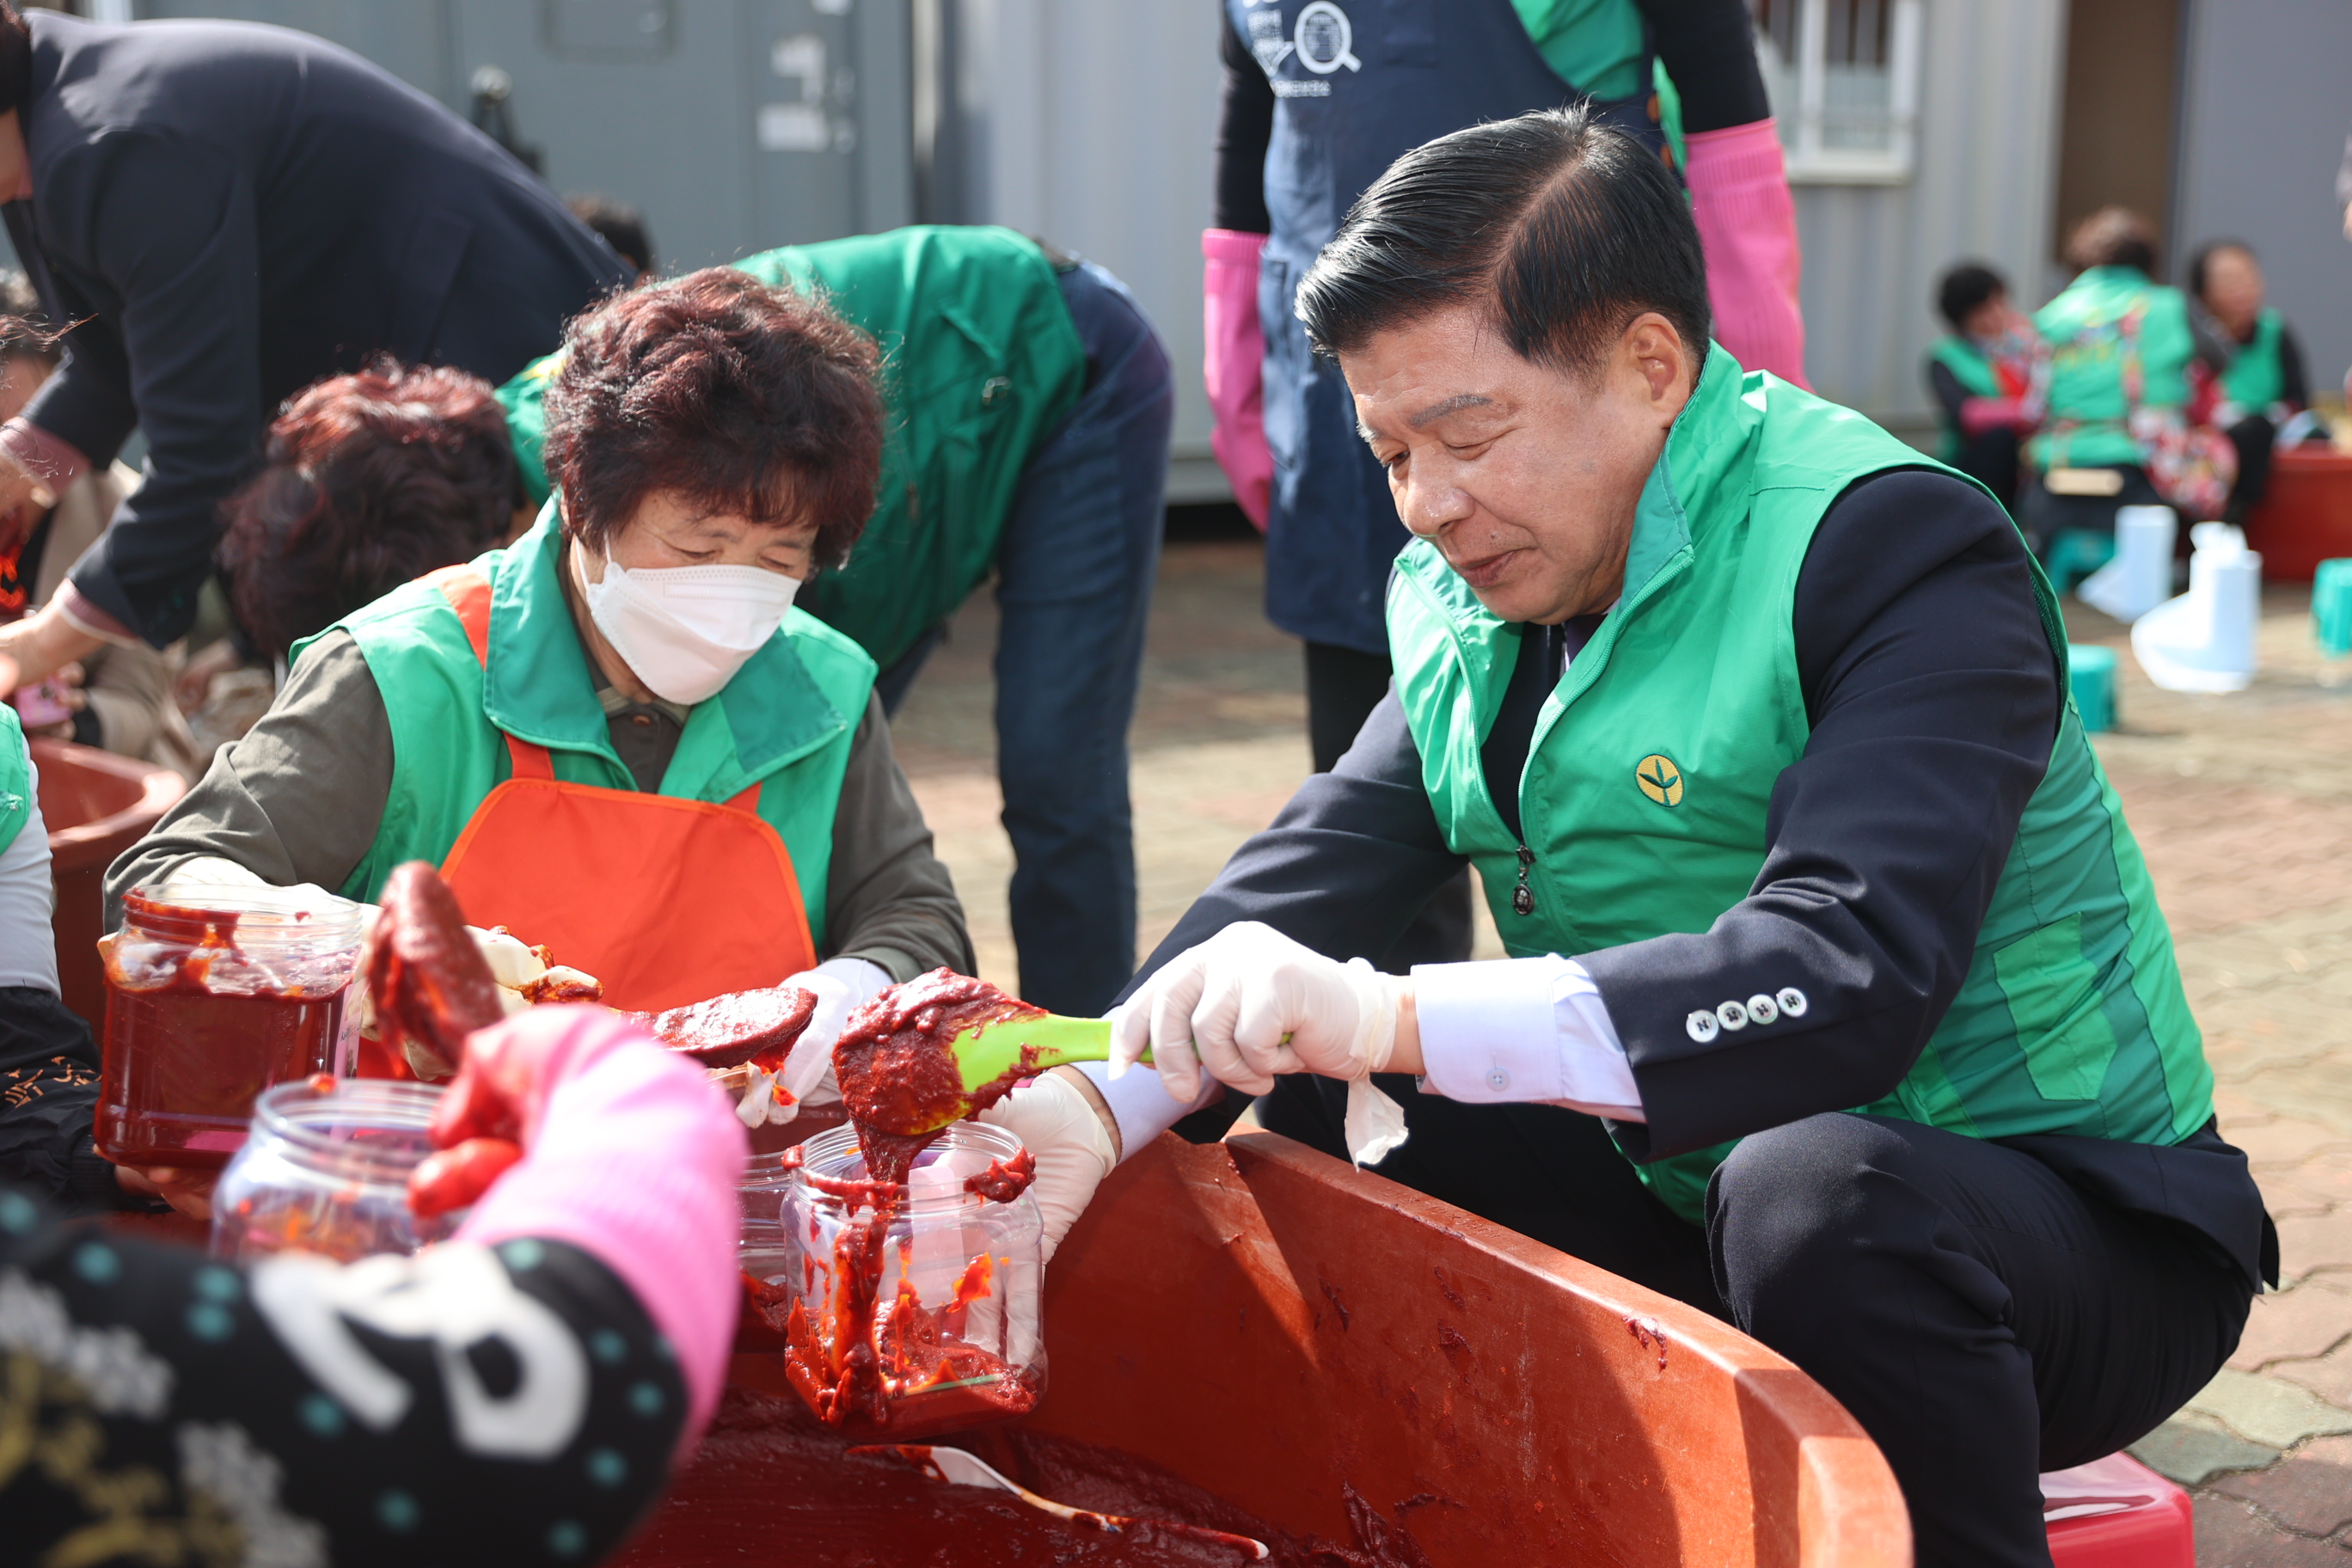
[1684,120,1810,390]
[1203,228,1272,530]
[455,1010,749,1448]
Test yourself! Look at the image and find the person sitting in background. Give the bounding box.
[569,193,654,280]
[2187,239,2312,520]
[2024,207,2234,588]
[1923,262,2040,508]
[7,990,746,1568]
[0,287,201,776]
[216,362,531,665]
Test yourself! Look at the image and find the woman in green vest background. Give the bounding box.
[2024,207,2236,585]
[1081,109,2269,1566]
[2188,239,2316,520]
[1922,261,2039,509]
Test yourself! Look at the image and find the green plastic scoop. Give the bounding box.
[947,1013,1126,1091]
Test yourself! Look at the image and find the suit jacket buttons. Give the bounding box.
[1745,992,1779,1026]
[1686,1010,1720,1043]
[1715,1000,1749,1031]
[1777,987,1808,1017]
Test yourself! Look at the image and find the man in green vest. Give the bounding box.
[1091,108,2268,1566]
[500,227,1174,1017]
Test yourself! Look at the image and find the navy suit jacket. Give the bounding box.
[6,12,628,645]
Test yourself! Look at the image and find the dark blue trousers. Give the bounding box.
[874,261,1173,1015]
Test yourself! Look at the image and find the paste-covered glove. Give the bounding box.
[975,1071,1118,1264]
[1111,921,1409,1166]
[469,927,601,1014]
[735,956,894,1129]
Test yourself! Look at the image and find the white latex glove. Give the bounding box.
[975,1071,1118,1264]
[1109,921,1409,1167]
[736,956,892,1129]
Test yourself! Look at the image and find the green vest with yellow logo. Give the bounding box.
[1388,348,2212,1222]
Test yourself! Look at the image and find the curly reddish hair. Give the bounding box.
[218,362,518,657]
[542,267,882,569]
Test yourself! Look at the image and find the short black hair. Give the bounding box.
[567,194,655,279]
[1936,262,2007,333]
[1295,105,1710,380]
[2187,239,2255,301]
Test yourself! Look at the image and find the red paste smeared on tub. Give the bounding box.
[612,1387,1436,1568]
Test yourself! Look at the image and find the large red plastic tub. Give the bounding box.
[30,737,183,1032]
[2245,446,2352,580]
[630,1130,1911,1566]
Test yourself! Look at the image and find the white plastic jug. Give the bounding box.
[2078,505,2176,622]
[2131,524,2262,693]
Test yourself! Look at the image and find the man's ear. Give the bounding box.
[1621,314,1694,427]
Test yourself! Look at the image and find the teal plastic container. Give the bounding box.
[2068,645,2118,733]
[2313,559,2352,658]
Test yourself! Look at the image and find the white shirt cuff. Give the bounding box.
[1073,1059,1220,1164]
[1412,955,1644,1119]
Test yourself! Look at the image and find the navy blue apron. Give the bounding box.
[1229,0,1664,654]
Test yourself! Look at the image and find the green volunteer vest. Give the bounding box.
[2220,309,2286,413]
[496,225,1088,671]
[1390,347,2212,1222]
[298,507,877,937]
[1926,334,2001,464]
[0,705,29,859]
[2029,266,2195,472]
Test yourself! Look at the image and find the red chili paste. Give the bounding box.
[611,1387,1432,1568]
[832,968,1046,1157]
[627,984,818,1070]
[366,864,505,1078]
[95,894,351,1171]
[962,1148,1037,1203]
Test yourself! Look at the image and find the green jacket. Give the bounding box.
[2219,308,2287,413]
[1388,348,2211,1221]
[497,225,1088,671]
[1925,334,2001,464]
[0,705,28,859]
[299,507,877,936]
[2030,266,2194,471]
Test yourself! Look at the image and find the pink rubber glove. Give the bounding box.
[1685,119,1810,389]
[1203,228,1272,530]
[450,1005,749,1449]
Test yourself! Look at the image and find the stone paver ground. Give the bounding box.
[893,530,2352,1563]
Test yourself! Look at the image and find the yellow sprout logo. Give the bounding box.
[1635,754,1683,807]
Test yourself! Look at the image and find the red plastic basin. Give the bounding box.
[635,1130,1912,1566]
[2043,1451,2194,1567]
[30,738,184,1032]
[2245,447,2352,581]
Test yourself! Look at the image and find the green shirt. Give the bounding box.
[498,225,1087,671]
[0,705,28,860]
[1509,0,1648,100]
[2219,309,2287,413]
[2030,266,2195,471]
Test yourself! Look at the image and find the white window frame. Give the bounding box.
[1757,0,1924,185]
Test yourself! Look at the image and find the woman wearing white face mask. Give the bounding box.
[107,271,975,1090]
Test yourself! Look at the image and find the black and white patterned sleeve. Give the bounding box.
[0,1185,688,1568]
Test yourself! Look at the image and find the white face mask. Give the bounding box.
[579,549,801,705]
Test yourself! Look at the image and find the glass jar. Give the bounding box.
[781,1121,1044,1441]
[210,1078,461,1263]
[737,1148,800,1353]
[96,886,366,1171]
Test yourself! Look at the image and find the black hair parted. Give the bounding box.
[1936,262,2007,333]
[1294,105,1711,379]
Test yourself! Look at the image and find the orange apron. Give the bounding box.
[425,565,818,1013]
